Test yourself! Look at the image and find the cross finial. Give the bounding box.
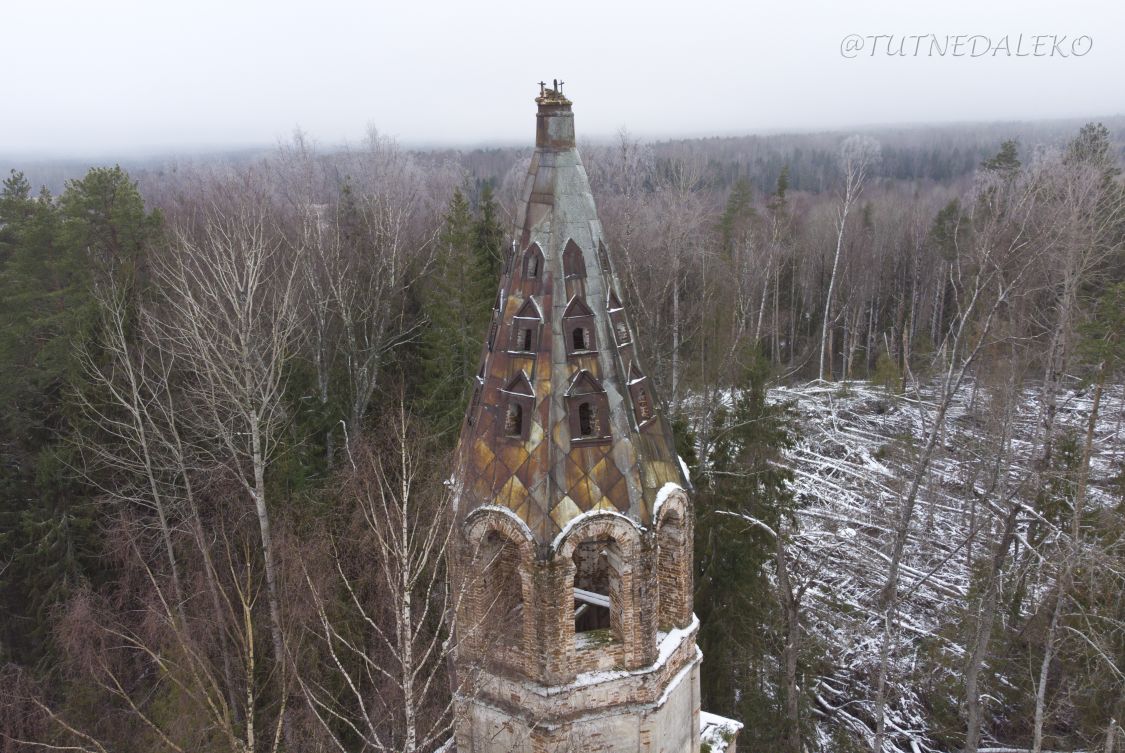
[538,80,546,96]
[557,80,565,94]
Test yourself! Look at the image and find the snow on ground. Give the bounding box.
[768,379,1124,753]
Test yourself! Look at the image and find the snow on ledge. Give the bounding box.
[572,614,700,688]
[700,710,743,753]
[468,504,535,544]
[550,508,641,552]
[652,481,685,525]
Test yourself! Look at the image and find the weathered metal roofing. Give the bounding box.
[451,86,685,550]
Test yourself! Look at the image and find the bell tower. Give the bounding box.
[448,84,739,753]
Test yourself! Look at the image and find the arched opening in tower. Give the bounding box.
[524,246,542,279]
[477,530,524,649]
[572,538,622,638]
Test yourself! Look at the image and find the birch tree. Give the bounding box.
[295,403,465,753]
[820,136,879,381]
[149,193,302,698]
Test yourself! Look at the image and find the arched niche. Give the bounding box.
[562,296,597,356]
[522,243,544,281]
[562,239,586,279]
[508,297,542,355]
[463,509,536,663]
[655,488,693,630]
[627,362,657,427]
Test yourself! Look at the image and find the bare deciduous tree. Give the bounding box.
[871,160,1047,753]
[820,135,879,381]
[295,403,466,753]
[151,193,302,696]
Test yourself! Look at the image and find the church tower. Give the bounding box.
[448,84,739,753]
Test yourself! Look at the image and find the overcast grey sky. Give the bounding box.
[4,0,1123,156]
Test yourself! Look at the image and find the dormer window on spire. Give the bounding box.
[500,372,534,442]
[563,239,586,279]
[563,296,597,356]
[565,371,611,444]
[509,298,542,355]
[523,244,544,280]
[627,362,656,426]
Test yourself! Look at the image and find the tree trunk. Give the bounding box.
[772,266,781,365]
[962,504,1019,753]
[819,221,845,380]
[755,260,770,345]
[873,606,895,752]
[1032,587,1064,753]
[250,419,286,678]
[776,530,802,753]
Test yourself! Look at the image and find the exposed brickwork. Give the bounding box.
[656,490,694,630]
[453,501,699,751]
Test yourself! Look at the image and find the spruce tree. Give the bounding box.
[416,187,501,438]
[693,353,801,746]
[981,139,1020,174]
[0,166,158,664]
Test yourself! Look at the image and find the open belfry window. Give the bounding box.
[565,370,611,443]
[508,297,542,354]
[562,296,596,355]
[572,538,621,638]
[500,372,534,441]
[523,243,544,280]
[562,239,586,279]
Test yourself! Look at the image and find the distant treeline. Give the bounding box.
[7,115,1124,198]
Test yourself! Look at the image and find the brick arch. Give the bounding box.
[462,508,535,669]
[654,485,689,530]
[464,506,537,562]
[554,512,643,561]
[553,513,647,671]
[654,487,693,630]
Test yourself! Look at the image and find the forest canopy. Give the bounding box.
[1,120,1123,753]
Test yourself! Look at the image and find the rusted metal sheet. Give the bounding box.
[451,89,686,550]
